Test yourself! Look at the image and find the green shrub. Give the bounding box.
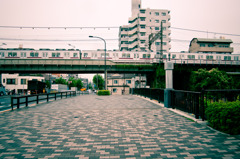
[205,101,240,135]
[97,90,111,96]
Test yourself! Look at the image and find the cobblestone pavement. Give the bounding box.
[0,94,239,159]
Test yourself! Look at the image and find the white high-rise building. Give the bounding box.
[119,0,171,53]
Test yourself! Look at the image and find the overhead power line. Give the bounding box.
[0,25,240,37]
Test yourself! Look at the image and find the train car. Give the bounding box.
[0,48,81,59]
[0,47,239,64]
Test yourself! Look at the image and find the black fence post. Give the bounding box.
[201,89,205,121]
[55,93,57,100]
[195,94,199,119]
[37,95,39,104]
[66,92,67,98]
[26,96,28,107]
[61,92,63,99]
[47,94,49,102]
[17,98,20,109]
[11,97,13,110]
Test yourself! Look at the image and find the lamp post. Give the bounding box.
[89,36,107,90]
[0,43,7,47]
[68,44,75,49]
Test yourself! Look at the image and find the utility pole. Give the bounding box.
[148,20,164,63]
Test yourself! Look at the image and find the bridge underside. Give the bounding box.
[0,59,154,74]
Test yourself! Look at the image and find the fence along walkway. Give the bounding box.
[11,91,89,110]
[132,88,240,121]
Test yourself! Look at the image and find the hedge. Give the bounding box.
[205,101,240,135]
[97,90,111,96]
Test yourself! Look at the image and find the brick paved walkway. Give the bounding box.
[0,94,239,159]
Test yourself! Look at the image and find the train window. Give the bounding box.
[52,52,60,57]
[216,56,221,60]
[0,52,5,57]
[198,55,203,59]
[172,54,176,59]
[224,56,231,61]
[188,55,195,59]
[234,56,239,61]
[8,52,17,57]
[101,53,109,57]
[73,53,78,57]
[206,55,213,60]
[163,54,167,59]
[84,53,88,57]
[143,54,150,58]
[30,52,39,57]
[21,52,26,57]
[64,52,69,57]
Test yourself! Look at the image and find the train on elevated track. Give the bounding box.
[0,48,239,64]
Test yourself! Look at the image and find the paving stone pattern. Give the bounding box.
[0,95,239,159]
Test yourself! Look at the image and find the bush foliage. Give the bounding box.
[97,90,111,96]
[205,101,240,135]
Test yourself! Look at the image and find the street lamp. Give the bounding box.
[89,35,107,90]
[68,44,75,49]
[0,43,7,47]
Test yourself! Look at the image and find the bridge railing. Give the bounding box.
[132,88,164,103]
[171,90,204,120]
[11,91,77,110]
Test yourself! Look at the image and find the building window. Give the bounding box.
[140,32,146,36]
[162,20,166,23]
[200,44,205,47]
[155,42,160,45]
[140,25,146,29]
[155,12,159,16]
[7,79,16,85]
[113,88,117,93]
[126,80,131,84]
[162,12,166,16]
[155,20,159,23]
[155,27,159,31]
[208,44,214,47]
[114,80,118,84]
[140,10,145,14]
[140,17,146,21]
[21,79,27,85]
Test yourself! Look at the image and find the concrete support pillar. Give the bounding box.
[164,62,174,108]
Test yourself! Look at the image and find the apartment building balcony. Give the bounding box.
[195,47,233,53]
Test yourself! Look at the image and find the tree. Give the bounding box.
[68,77,83,90]
[190,68,234,91]
[55,77,67,85]
[93,74,104,90]
[88,82,93,90]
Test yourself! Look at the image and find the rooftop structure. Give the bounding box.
[119,0,171,53]
[189,38,233,54]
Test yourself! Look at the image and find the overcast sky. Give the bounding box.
[0,0,240,53]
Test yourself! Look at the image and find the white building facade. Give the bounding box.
[1,74,45,94]
[119,0,171,53]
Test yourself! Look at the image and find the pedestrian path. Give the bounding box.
[0,94,239,159]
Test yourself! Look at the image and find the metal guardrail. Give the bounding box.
[171,90,204,120]
[132,88,164,103]
[11,91,77,110]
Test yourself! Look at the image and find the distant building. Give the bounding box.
[119,0,171,53]
[189,38,233,54]
[1,73,45,94]
[107,74,147,95]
